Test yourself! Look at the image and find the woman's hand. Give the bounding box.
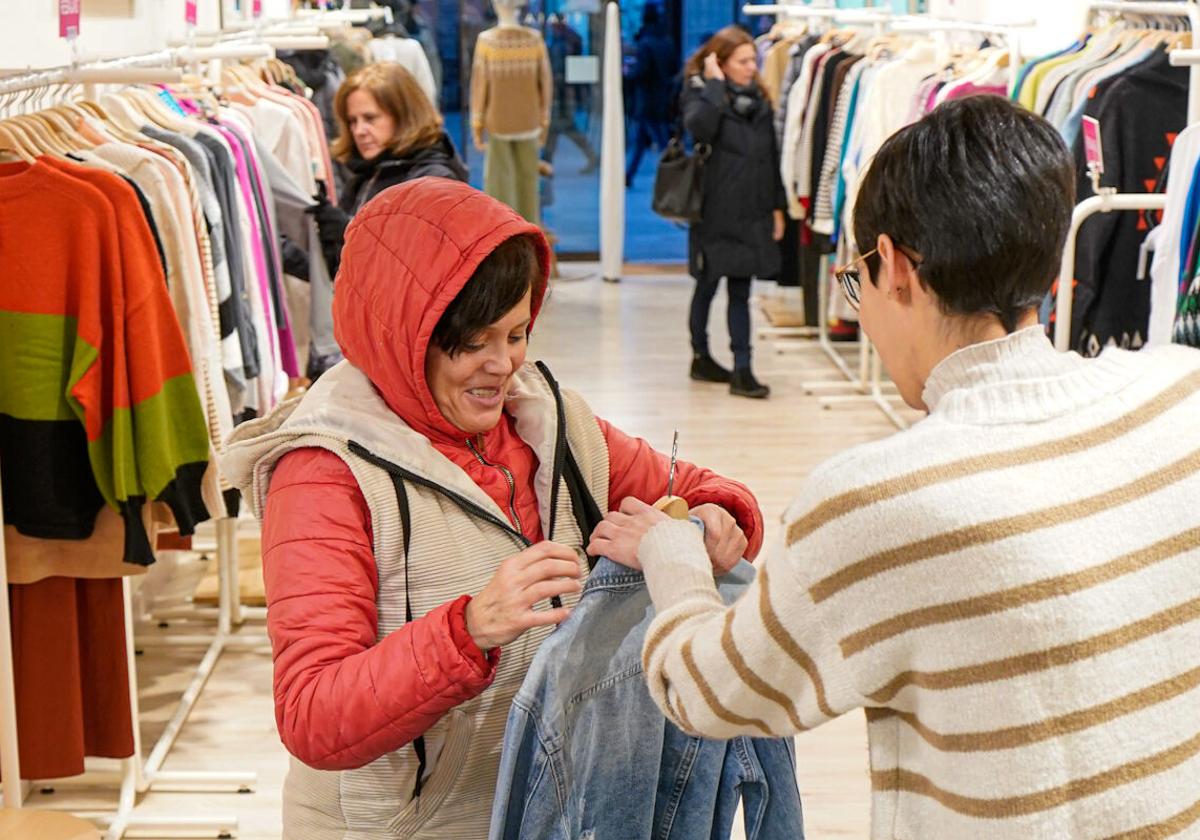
[703,52,725,81]
[588,498,746,575]
[586,497,670,570]
[465,542,582,651]
[773,209,786,242]
[688,503,748,575]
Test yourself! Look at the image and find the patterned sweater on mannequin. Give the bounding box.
[470,26,552,139]
[637,326,1200,839]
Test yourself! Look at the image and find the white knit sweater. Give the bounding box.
[638,327,1200,839]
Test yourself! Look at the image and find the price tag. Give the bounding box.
[1082,116,1104,175]
[59,0,81,40]
[185,0,197,26]
[252,0,263,18]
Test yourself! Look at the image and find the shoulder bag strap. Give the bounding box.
[386,473,428,803]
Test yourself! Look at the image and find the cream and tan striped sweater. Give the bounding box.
[638,326,1200,839]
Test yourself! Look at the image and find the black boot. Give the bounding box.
[730,368,770,399]
[690,353,731,383]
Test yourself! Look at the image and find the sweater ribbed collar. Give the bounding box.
[921,326,1142,425]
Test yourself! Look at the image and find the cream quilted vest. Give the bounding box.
[224,360,609,839]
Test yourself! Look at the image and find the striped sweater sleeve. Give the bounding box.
[639,516,863,739]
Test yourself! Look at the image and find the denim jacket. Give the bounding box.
[488,556,804,840]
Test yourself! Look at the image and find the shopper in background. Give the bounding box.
[307,61,468,278]
[223,178,764,839]
[682,26,786,399]
[543,13,600,175]
[624,5,678,187]
[590,96,1200,838]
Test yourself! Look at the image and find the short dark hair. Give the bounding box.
[853,95,1075,332]
[431,235,545,356]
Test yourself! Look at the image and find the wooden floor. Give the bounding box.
[27,271,922,838]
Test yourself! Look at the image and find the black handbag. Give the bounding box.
[652,135,710,225]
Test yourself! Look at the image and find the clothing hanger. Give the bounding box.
[221,65,262,105]
[52,99,115,146]
[28,86,95,151]
[97,90,160,142]
[124,86,190,131]
[0,120,38,163]
[30,108,93,151]
[2,113,55,158]
[4,86,71,157]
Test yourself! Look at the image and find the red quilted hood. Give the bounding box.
[333,178,551,446]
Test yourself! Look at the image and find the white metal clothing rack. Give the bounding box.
[0,48,285,837]
[746,1,896,387]
[1053,1,1200,353]
[746,6,1033,429]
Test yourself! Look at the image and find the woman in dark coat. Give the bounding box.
[681,26,786,399]
[308,61,469,277]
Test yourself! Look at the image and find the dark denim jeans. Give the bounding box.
[690,275,754,370]
[488,557,804,840]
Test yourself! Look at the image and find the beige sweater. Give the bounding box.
[638,327,1200,839]
[470,25,552,139]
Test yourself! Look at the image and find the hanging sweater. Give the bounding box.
[1070,47,1186,356]
[636,326,1200,839]
[0,159,210,567]
[470,26,553,139]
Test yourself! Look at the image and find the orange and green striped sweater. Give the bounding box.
[0,158,210,566]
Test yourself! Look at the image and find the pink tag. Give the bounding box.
[185,0,197,25]
[1082,116,1104,174]
[59,0,81,39]
[252,0,262,18]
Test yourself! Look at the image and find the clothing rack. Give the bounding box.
[754,8,1033,429]
[0,51,286,837]
[749,0,898,385]
[890,15,1036,83]
[1053,1,1200,353]
[746,2,895,418]
[742,3,839,19]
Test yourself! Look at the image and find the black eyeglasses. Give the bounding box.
[833,248,876,311]
[833,244,922,311]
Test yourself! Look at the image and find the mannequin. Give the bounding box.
[470,0,552,224]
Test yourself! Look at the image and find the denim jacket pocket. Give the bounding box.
[388,710,475,836]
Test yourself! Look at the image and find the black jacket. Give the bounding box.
[312,133,469,277]
[682,76,786,282]
[629,27,679,120]
[339,132,470,215]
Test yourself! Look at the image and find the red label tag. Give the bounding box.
[1082,116,1104,175]
[59,0,81,39]
[252,0,263,18]
[185,0,197,25]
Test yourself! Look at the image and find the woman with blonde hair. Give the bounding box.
[308,61,469,276]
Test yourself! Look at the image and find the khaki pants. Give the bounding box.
[484,137,540,225]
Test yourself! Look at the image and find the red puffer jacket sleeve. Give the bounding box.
[596,418,765,560]
[261,448,499,771]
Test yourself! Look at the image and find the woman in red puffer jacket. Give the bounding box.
[222,177,763,839]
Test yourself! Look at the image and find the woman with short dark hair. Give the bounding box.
[223,178,764,839]
[681,25,787,399]
[592,96,1200,838]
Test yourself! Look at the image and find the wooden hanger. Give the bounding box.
[96,91,157,140]
[123,86,190,131]
[0,120,38,163]
[7,113,69,156]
